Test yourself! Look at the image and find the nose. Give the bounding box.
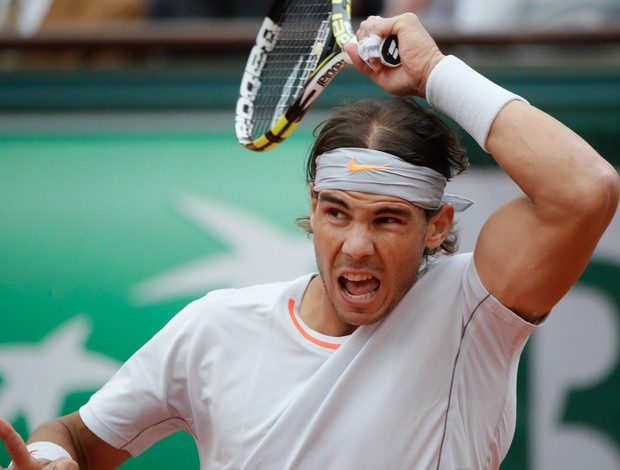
[342,224,375,260]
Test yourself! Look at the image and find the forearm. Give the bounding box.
[27,417,81,462]
[26,412,129,469]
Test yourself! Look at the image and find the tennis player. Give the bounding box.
[1,13,618,470]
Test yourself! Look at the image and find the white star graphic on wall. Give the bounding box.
[0,315,121,430]
[131,193,315,306]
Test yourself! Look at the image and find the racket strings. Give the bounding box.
[252,0,333,137]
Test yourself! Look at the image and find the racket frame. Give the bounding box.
[236,0,355,151]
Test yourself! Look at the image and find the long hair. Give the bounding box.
[297,98,469,259]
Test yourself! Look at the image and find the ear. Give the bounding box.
[425,204,455,249]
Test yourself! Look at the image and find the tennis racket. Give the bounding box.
[235,0,400,151]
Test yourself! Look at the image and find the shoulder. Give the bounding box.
[420,252,474,285]
[136,274,315,359]
[411,252,493,316]
[172,274,314,327]
[423,253,541,331]
[194,274,313,310]
[395,253,476,316]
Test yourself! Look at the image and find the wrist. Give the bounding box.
[26,441,74,462]
[425,55,528,151]
[420,51,445,98]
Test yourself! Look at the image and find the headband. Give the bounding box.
[313,147,473,212]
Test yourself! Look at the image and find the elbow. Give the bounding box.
[597,162,619,212]
[605,165,620,217]
[581,161,620,226]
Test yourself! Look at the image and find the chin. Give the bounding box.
[337,308,389,328]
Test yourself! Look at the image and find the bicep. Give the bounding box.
[474,195,603,322]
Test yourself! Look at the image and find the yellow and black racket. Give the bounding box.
[235,0,400,151]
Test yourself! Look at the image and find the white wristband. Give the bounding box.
[426,55,528,151]
[26,441,74,462]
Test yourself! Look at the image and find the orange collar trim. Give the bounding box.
[288,298,341,350]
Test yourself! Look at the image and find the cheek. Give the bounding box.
[389,239,426,293]
[312,223,356,283]
[312,225,337,266]
[382,232,427,272]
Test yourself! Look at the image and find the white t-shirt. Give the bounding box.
[80,253,538,469]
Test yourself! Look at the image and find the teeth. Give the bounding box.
[345,291,373,300]
[342,273,373,282]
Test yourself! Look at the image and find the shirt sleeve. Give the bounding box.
[79,298,206,456]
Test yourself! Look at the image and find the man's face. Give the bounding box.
[310,188,437,332]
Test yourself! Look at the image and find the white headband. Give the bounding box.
[313,147,473,212]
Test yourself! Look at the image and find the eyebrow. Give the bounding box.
[319,193,349,208]
[318,193,414,218]
[375,206,414,218]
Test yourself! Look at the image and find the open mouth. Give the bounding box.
[339,273,380,301]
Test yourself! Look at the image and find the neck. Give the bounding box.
[299,276,358,337]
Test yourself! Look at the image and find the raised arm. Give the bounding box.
[475,99,618,321]
[0,414,129,470]
[346,13,620,322]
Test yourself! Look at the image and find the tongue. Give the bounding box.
[343,277,380,296]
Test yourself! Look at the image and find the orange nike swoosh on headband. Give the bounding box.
[347,157,389,172]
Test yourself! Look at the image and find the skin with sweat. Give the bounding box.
[299,187,453,337]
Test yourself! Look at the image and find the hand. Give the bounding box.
[344,13,445,98]
[0,419,77,470]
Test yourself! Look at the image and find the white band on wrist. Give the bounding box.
[26,441,74,462]
[426,55,528,151]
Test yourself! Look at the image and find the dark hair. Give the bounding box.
[297,98,469,259]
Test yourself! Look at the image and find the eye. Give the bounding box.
[327,207,345,219]
[376,216,401,225]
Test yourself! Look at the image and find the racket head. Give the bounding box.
[235,0,354,151]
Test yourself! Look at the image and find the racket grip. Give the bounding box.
[379,35,400,67]
[358,34,401,68]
